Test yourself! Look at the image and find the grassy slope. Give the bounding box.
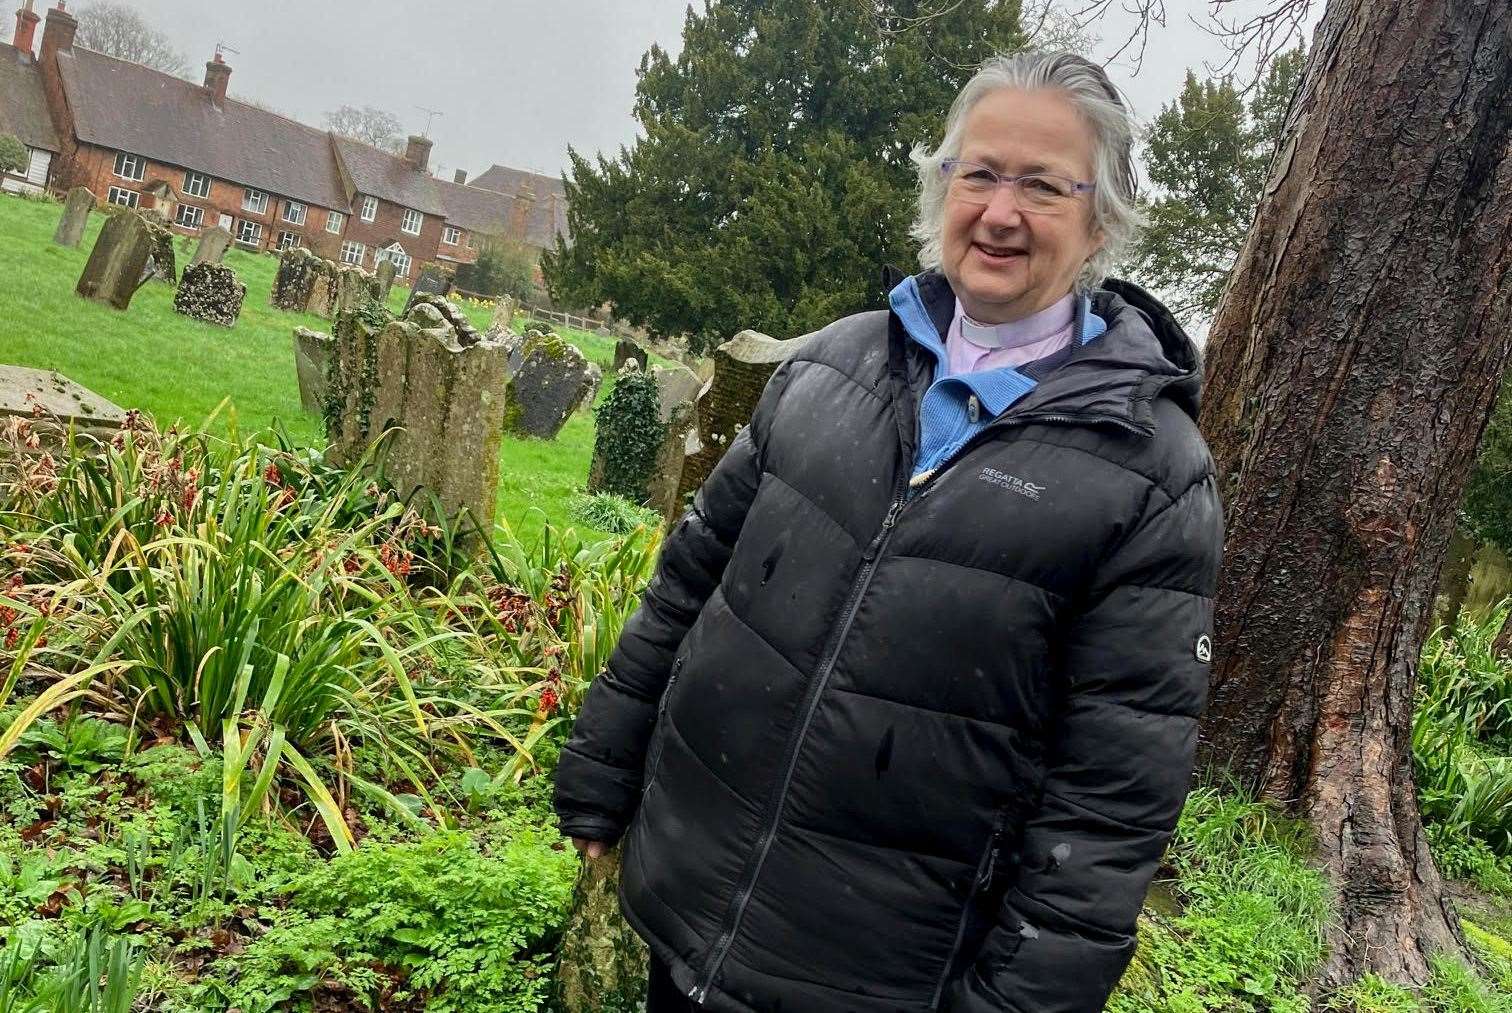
[0,192,660,542]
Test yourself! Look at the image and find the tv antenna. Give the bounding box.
[415,106,444,138]
[214,41,240,61]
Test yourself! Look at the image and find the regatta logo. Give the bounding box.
[979,467,1045,501]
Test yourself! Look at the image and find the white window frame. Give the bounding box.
[277,230,301,250]
[242,188,268,214]
[182,171,211,198]
[442,225,461,246]
[326,210,344,234]
[340,240,366,265]
[107,186,138,208]
[400,208,422,236]
[237,219,262,245]
[175,204,204,230]
[113,152,143,181]
[373,243,411,278]
[282,200,306,226]
[360,195,377,222]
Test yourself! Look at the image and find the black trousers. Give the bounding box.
[647,957,698,1012]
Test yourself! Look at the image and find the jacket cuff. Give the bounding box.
[559,814,626,844]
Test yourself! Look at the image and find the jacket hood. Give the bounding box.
[900,271,1205,432]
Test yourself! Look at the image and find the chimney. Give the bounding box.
[404,135,432,173]
[13,1,39,56]
[508,179,536,241]
[453,168,467,185]
[39,1,75,63]
[203,51,231,104]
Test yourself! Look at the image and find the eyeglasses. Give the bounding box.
[940,159,1095,214]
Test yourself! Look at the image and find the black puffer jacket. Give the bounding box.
[555,272,1223,1012]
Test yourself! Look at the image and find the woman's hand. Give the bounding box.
[572,837,609,859]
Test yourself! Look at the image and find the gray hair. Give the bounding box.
[909,51,1142,289]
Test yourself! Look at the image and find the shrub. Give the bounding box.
[570,492,661,536]
[0,134,25,175]
[456,238,537,303]
[589,367,664,504]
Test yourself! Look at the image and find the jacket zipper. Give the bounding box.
[690,495,905,1003]
[930,813,1006,1009]
[643,657,685,793]
[690,408,1141,1003]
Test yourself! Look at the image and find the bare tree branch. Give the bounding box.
[73,2,187,77]
[323,105,406,154]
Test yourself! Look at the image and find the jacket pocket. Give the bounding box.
[642,657,685,792]
[931,812,1007,1009]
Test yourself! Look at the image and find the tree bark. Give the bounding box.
[549,844,648,1013]
[1196,0,1512,989]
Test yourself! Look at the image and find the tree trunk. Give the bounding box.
[1494,610,1512,664]
[1195,0,1512,989]
[549,844,648,1013]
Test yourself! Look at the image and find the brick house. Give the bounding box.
[0,3,58,194]
[4,1,568,279]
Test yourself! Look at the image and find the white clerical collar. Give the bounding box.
[956,292,1077,350]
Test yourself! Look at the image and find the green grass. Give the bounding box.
[0,192,675,543]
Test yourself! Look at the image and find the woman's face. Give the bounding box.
[940,88,1105,324]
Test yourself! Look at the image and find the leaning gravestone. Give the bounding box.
[138,213,178,287]
[52,186,95,248]
[75,211,155,310]
[402,265,452,314]
[502,331,598,440]
[588,362,703,522]
[0,365,127,453]
[613,339,648,372]
[374,259,397,303]
[676,329,811,506]
[292,326,334,414]
[189,225,233,268]
[324,295,503,547]
[172,264,245,327]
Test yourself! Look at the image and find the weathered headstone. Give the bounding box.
[577,362,604,414]
[172,264,246,327]
[374,259,397,303]
[52,187,95,248]
[75,211,155,311]
[402,265,452,314]
[189,225,233,268]
[139,214,178,287]
[490,295,518,335]
[333,266,381,317]
[676,329,811,506]
[0,365,127,452]
[292,326,334,415]
[324,295,503,546]
[271,247,335,312]
[502,331,598,440]
[613,339,648,372]
[588,362,703,522]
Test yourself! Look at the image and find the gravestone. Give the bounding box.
[75,211,155,310]
[172,264,246,327]
[52,186,95,248]
[577,362,603,414]
[189,225,233,268]
[490,295,519,336]
[613,339,648,372]
[306,271,337,318]
[0,365,127,452]
[374,259,397,303]
[333,266,381,317]
[676,329,811,506]
[292,326,333,414]
[502,331,598,440]
[403,265,452,314]
[139,214,178,286]
[271,247,335,312]
[323,295,507,548]
[588,362,703,522]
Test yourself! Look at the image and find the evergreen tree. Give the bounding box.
[543,1,1023,353]
[1131,49,1303,321]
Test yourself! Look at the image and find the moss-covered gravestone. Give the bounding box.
[0,365,127,453]
[548,845,648,1013]
[374,258,397,303]
[52,186,94,248]
[676,329,810,505]
[490,295,518,335]
[172,263,245,327]
[589,363,704,522]
[502,330,598,440]
[324,295,504,547]
[613,339,648,372]
[74,211,155,310]
[271,247,335,312]
[140,213,177,286]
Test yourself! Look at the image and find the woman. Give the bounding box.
[555,51,1223,1012]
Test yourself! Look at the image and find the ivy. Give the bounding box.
[592,369,664,505]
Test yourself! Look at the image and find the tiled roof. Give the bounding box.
[332,136,447,218]
[434,176,510,234]
[0,43,60,152]
[56,47,348,209]
[471,164,564,203]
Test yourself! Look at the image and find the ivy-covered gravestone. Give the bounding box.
[588,362,704,522]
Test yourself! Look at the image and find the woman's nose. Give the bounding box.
[979,182,1026,228]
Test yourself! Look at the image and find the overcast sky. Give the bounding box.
[111,0,1308,183]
